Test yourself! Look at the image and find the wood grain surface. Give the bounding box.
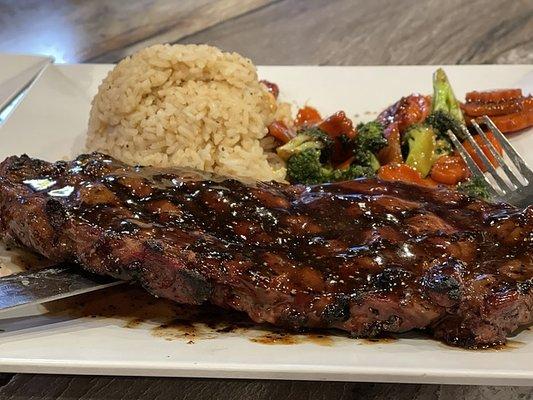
[2,374,533,400]
[0,0,275,63]
[177,0,533,66]
[0,0,532,398]
[0,0,531,65]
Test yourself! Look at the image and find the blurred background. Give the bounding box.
[1,0,532,65]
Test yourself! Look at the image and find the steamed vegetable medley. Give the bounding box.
[267,68,533,198]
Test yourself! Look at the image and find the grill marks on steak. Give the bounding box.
[0,153,532,348]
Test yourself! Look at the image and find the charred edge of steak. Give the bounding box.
[421,258,465,308]
[431,316,506,349]
[321,296,351,324]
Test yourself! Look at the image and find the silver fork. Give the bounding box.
[446,115,533,208]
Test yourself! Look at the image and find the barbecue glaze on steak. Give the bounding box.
[0,153,531,348]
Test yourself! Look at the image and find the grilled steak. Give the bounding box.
[0,153,531,348]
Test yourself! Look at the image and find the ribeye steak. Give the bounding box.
[0,153,531,348]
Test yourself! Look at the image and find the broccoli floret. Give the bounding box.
[425,110,463,139]
[423,69,467,150]
[432,68,464,124]
[332,164,375,182]
[355,121,387,153]
[403,125,437,177]
[457,176,491,200]
[411,69,466,163]
[285,123,384,185]
[286,148,375,185]
[352,121,386,172]
[356,151,381,172]
[286,148,333,184]
[277,127,333,161]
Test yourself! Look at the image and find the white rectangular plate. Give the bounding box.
[0,64,532,385]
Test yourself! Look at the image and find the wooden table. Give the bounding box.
[0,0,532,398]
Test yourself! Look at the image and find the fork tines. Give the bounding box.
[446,115,532,203]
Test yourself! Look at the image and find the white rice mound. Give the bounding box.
[86,44,291,181]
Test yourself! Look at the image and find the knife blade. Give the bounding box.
[0,266,123,313]
[0,57,52,117]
